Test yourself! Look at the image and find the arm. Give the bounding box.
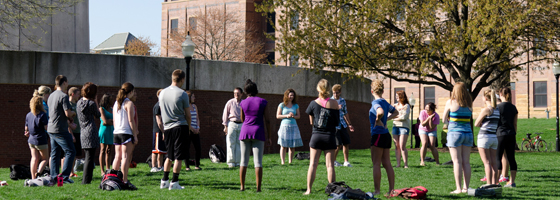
[240,108,245,122]
[513,114,518,133]
[99,108,112,125]
[156,115,164,133]
[222,101,230,133]
[443,99,452,123]
[276,105,284,119]
[25,126,29,137]
[474,108,489,127]
[195,105,200,133]
[387,109,399,121]
[65,109,76,119]
[375,107,384,127]
[185,106,192,132]
[93,102,101,119]
[309,115,313,126]
[294,107,301,119]
[426,115,434,130]
[393,105,410,121]
[125,102,138,144]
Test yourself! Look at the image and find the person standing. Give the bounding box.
[391,90,410,168]
[418,102,440,166]
[496,87,518,188]
[239,79,270,192]
[151,89,166,173]
[304,79,339,195]
[68,87,82,178]
[159,69,191,190]
[185,91,202,170]
[222,87,244,168]
[76,82,101,184]
[331,84,355,167]
[369,80,399,197]
[443,82,473,194]
[112,82,139,189]
[276,88,303,165]
[25,96,50,179]
[47,75,76,184]
[474,89,500,185]
[34,86,52,117]
[98,93,114,176]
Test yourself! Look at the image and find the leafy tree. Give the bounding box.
[125,36,158,56]
[0,0,81,48]
[258,0,560,97]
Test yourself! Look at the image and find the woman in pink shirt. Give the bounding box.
[418,102,440,166]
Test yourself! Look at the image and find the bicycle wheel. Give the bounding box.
[535,140,548,152]
[521,140,532,151]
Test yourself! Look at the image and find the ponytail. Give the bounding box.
[484,89,497,108]
[116,82,134,111]
[500,87,512,102]
[33,85,51,98]
[316,79,330,98]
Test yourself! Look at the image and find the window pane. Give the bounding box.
[510,82,516,90]
[534,95,547,107]
[424,87,435,107]
[267,12,276,33]
[534,81,547,94]
[189,17,197,31]
[171,19,178,32]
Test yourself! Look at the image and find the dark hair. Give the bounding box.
[99,93,113,111]
[55,75,67,87]
[500,87,512,102]
[81,82,98,99]
[172,69,186,83]
[426,102,436,112]
[116,82,134,111]
[396,90,409,105]
[244,79,258,96]
[283,88,297,105]
[234,87,243,94]
[186,90,195,104]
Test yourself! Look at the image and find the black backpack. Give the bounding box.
[294,152,310,160]
[99,169,127,191]
[209,144,226,163]
[9,164,32,180]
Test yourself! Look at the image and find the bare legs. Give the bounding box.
[420,134,440,165]
[280,147,286,165]
[30,148,49,179]
[304,148,335,195]
[99,144,112,175]
[112,142,135,183]
[478,147,498,185]
[370,146,394,196]
[449,146,471,193]
[392,134,409,168]
[334,144,350,163]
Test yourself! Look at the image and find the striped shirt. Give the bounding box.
[448,106,472,133]
[190,105,198,129]
[479,107,499,136]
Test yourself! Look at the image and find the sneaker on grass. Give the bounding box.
[150,167,159,173]
[504,183,516,188]
[343,162,353,167]
[499,175,509,183]
[169,181,184,190]
[63,178,74,184]
[160,180,170,189]
[126,181,137,190]
[334,161,343,167]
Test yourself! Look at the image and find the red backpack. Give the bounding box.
[392,186,428,199]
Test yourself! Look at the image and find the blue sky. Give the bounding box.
[90,0,162,51]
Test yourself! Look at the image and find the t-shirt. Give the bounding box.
[332,97,348,129]
[497,102,518,136]
[279,103,298,125]
[369,98,395,135]
[159,85,190,130]
[26,111,48,145]
[47,90,72,133]
[239,96,268,141]
[70,101,81,133]
[305,100,339,134]
[418,110,440,132]
[153,102,162,133]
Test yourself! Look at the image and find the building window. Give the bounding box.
[533,81,547,107]
[290,11,299,30]
[266,12,276,33]
[290,54,299,67]
[533,37,546,57]
[394,88,405,104]
[170,19,178,33]
[266,52,275,64]
[424,87,435,107]
[189,17,197,31]
[510,82,516,105]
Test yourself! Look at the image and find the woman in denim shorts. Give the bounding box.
[474,89,499,185]
[391,91,410,168]
[443,82,473,194]
[418,102,440,166]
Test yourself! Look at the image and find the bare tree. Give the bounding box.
[125,36,158,56]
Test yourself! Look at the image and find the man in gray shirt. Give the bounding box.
[47,75,76,183]
[159,69,191,190]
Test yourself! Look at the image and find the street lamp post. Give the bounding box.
[409,93,416,149]
[553,61,560,151]
[181,31,196,90]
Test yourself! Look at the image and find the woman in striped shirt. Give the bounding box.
[475,89,500,185]
[443,82,473,194]
[186,91,201,170]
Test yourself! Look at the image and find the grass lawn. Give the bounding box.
[0,119,558,199]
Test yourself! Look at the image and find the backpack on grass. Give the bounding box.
[209,144,226,163]
[99,169,127,191]
[9,164,32,180]
[294,152,310,160]
[468,184,502,198]
[393,186,428,199]
[24,176,52,187]
[325,181,374,199]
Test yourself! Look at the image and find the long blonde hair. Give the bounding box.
[33,85,51,98]
[484,89,497,109]
[316,79,330,98]
[451,82,472,108]
[30,96,45,116]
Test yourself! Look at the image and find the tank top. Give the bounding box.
[190,105,198,129]
[479,107,499,136]
[448,106,472,133]
[317,98,331,107]
[113,98,133,135]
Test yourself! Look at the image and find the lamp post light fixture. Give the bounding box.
[409,92,416,149]
[181,31,196,90]
[553,60,560,151]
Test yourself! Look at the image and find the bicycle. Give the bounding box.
[520,132,548,152]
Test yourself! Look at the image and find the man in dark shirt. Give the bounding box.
[151,89,166,172]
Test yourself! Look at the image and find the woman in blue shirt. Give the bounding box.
[276,89,303,165]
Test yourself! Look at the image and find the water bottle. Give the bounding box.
[57,174,63,187]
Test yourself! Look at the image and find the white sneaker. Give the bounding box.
[160,180,170,189]
[169,181,184,190]
[343,162,353,167]
[334,161,343,167]
[150,167,159,172]
[157,167,164,172]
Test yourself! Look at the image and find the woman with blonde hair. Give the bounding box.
[34,85,52,117]
[474,89,500,185]
[443,82,473,194]
[25,96,50,179]
[304,79,339,195]
[391,90,410,168]
[276,88,302,165]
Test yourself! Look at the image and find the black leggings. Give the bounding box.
[82,148,96,184]
[186,131,201,168]
[497,135,517,171]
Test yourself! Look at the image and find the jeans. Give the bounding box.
[82,148,96,184]
[48,132,76,180]
[226,122,242,165]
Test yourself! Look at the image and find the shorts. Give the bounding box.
[477,135,498,150]
[164,125,189,161]
[28,143,48,151]
[152,132,167,154]
[309,132,337,150]
[418,130,437,137]
[391,127,409,135]
[113,134,134,145]
[370,133,392,149]
[73,132,82,157]
[335,128,351,146]
[446,131,473,148]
